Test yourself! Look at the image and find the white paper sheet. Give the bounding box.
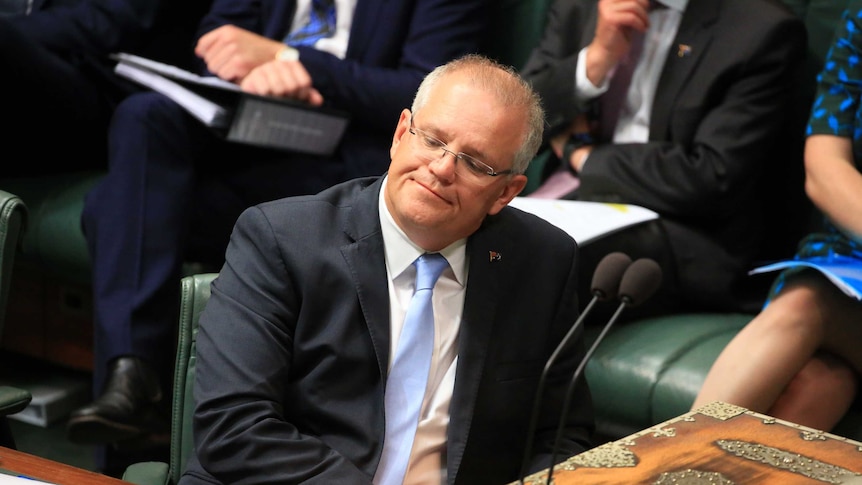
[508,197,659,245]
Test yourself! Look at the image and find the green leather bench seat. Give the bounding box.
[1,173,101,284]
[586,313,750,439]
[586,313,862,443]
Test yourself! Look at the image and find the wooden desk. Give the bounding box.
[519,402,862,484]
[0,446,128,484]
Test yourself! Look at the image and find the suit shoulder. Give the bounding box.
[497,206,578,249]
[722,0,804,24]
[255,177,379,213]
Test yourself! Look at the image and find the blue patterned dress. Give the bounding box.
[767,2,862,301]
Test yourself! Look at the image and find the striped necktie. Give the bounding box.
[284,0,337,46]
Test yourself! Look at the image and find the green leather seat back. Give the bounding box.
[170,273,216,484]
[0,190,33,420]
[122,272,216,485]
[481,0,553,70]
[1,173,102,284]
[0,190,27,336]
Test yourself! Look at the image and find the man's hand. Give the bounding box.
[240,60,324,106]
[585,0,650,86]
[551,115,595,173]
[196,25,285,82]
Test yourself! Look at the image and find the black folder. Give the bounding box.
[112,53,350,156]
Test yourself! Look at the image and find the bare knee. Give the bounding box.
[769,353,858,430]
[788,353,857,395]
[756,275,837,339]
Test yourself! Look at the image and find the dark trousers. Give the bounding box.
[0,17,135,175]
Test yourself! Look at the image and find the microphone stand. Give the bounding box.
[518,295,602,485]
[544,299,628,485]
[544,258,662,485]
[517,252,632,484]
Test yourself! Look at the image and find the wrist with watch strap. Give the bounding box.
[561,132,594,175]
[275,45,300,62]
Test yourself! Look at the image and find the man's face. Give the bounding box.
[384,72,528,252]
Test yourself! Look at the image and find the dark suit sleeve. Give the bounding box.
[194,0,489,134]
[8,0,159,55]
[191,205,372,484]
[578,10,807,221]
[520,0,596,135]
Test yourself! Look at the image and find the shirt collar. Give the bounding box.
[378,176,467,286]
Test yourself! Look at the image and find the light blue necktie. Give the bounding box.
[283,0,337,47]
[375,253,449,485]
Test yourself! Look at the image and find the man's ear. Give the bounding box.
[487,174,528,216]
[389,109,412,160]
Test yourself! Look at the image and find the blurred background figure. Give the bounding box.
[520,0,807,322]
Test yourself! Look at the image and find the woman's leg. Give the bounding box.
[767,352,857,430]
[692,272,838,412]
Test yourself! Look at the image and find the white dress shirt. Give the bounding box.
[575,0,687,143]
[378,177,468,484]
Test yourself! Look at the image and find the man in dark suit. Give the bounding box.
[67,0,489,448]
[521,0,807,318]
[1,0,212,175]
[179,55,593,485]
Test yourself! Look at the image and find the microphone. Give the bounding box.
[518,252,633,484]
[544,258,663,485]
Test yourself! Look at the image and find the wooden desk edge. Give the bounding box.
[0,446,129,484]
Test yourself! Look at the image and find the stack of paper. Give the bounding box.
[110,52,350,156]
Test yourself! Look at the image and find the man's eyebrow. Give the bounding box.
[423,122,491,161]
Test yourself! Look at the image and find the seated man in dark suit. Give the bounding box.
[67,0,489,449]
[180,54,593,485]
[1,0,212,175]
[521,0,807,319]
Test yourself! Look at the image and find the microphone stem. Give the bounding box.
[518,294,601,484]
[546,300,628,485]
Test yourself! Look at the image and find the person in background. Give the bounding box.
[179,54,593,485]
[520,0,807,321]
[67,0,488,452]
[1,0,211,175]
[692,2,862,432]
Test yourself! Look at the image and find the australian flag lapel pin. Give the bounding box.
[489,251,502,262]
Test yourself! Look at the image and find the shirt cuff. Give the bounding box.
[575,46,611,102]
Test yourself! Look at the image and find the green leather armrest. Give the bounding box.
[0,386,31,416]
[122,461,170,485]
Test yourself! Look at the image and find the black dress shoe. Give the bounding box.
[67,356,169,444]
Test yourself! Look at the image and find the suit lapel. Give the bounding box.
[650,0,719,140]
[340,179,391,378]
[446,219,506,483]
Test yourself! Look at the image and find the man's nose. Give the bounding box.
[428,149,458,182]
